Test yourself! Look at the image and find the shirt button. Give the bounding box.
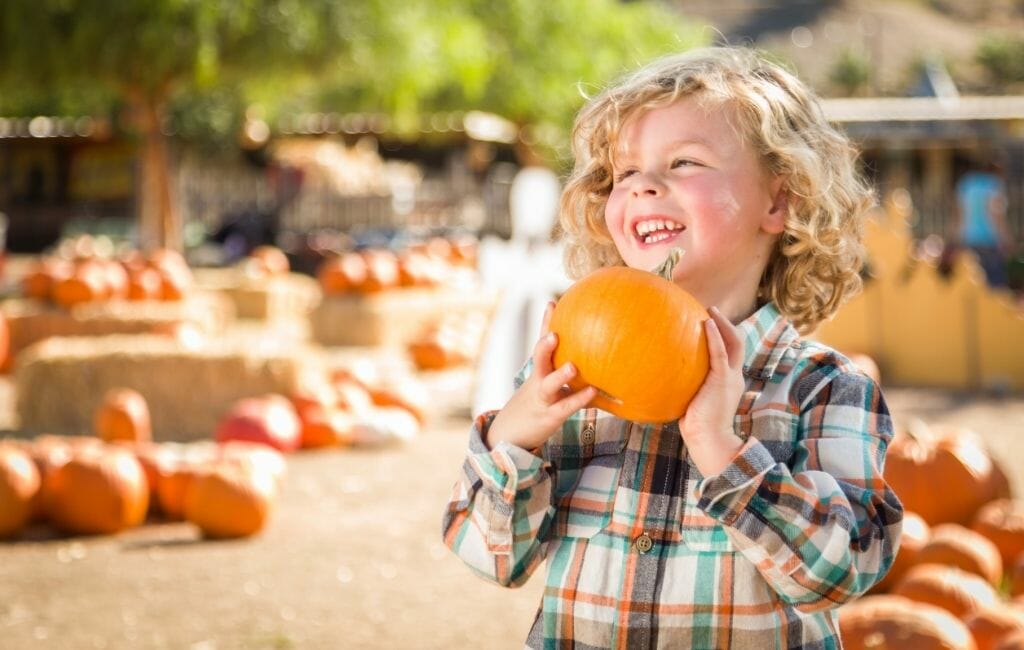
[634,533,653,554]
[580,423,596,445]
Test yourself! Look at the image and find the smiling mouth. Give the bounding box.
[633,218,685,245]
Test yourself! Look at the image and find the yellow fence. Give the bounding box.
[812,200,1024,391]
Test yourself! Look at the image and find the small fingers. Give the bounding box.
[552,385,598,419]
[704,313,729,371]
[532,331,557,376]
[539,361,579,403]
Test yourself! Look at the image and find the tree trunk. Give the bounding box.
[129,91,182,252]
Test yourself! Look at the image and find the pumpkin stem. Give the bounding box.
[651,247,685,281]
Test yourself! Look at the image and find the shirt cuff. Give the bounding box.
[695,437,777,526]
[466,411,549,503]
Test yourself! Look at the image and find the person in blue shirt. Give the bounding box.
[951,157,1015,287]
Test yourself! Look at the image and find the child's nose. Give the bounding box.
[630,173,665,197]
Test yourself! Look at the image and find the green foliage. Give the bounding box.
[0,0,703,149]
[828,49,872,96]
[976,34,1024,85]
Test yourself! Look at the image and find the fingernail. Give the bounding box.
[564,362,576,374]
[709,306,720,316]
[547,332,557,343]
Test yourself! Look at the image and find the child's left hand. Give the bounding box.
[678,306,746,477]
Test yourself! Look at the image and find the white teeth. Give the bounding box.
[633,219,683,241]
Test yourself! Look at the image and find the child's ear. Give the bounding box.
[762,176,788,234]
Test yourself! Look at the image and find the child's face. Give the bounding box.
[604,95,786,313]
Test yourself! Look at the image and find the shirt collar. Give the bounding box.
[735,302,800,381]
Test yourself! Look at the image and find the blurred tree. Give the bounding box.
[309,0,701,162]
[0,0,702,246]
[0,0,346,251]
[828,49,872,97]
[976,34,1024,86]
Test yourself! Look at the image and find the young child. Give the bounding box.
[443,46,903,649]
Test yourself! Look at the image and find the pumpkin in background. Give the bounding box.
[126,266,163,301]
[44,447,149,535]
[964,605,1024,650]
[214,395,301,452]
[333,379,375,415]
[51,260,108,307]
[317,253,367,295]
[22,257,72,301]
[549,252,709,423]
[94,388,152,443]
[892,563,1000,619]
[0,444,41,538]
[183,463,277,538]
[874,511,931,592]
[359,249,400,293]
[368,377,430,425]
[972,500,1024,569]
[216,441,287,489]
[838,594,976,650]
[247,245,289,277]
[155,443,218,520]
[886,422,1004,525]
[913,523,1004,585]
[99,258,130,300]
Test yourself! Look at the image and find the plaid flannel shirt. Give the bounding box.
[443,302,903,649]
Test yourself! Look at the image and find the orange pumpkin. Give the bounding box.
[127,266,163,301]
[44,447,149,535]
[913,523,1004,585]
[886,423,1003,525]
[248,245,290,276]
[368,378,430,425]
[0,444,41,538]
[216,441,287,489]
[838,594,975,650]
[972,500,1024,569]
[317,253,367,295]
[965,605,1024,650]
[549,254,709,423]
[892,563,1000,619]
[22,257,72,301]
[183,464,276,538]
[94,388,152,443]
[874,510,930,592]
[360,249,400,293]
[51,260,108,307]
[154,445,216,520]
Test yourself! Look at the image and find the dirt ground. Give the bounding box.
[2,371,1023,649]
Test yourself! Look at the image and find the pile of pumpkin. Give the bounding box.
[316,235,478,296]
[22,246,194,307]
[840,419,1024,649]
[0,365,428,542]
[407,310,490,371]
[236,245,292,281]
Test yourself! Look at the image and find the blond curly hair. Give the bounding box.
[558,46,875,333]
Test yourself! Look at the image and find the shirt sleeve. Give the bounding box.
[441,359,557,588]
[694,368,904,612]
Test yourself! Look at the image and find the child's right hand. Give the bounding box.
[485,302,598,451]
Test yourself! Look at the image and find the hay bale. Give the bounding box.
[14,334,321,442]
[310,285,495,348]
[1,292,235,359]
[192,268,321,321]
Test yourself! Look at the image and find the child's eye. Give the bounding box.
[613,169,637,183]
[671,158,698,169]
